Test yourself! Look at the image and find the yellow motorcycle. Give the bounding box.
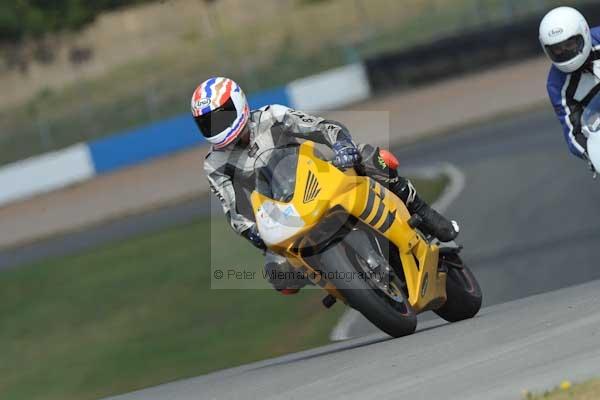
[251,141,482,338]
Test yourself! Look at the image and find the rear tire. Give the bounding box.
[434,255,482,322]
[319,244,417,338]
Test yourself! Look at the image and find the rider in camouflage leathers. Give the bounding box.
[194,78,458,293]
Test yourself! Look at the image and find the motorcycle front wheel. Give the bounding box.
[318,240,417,338]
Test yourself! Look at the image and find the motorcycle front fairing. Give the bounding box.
[250,142,447,312]
[251,143,358,248]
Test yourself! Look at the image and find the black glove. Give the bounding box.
[332,140,361,170]
[243,226,267,251]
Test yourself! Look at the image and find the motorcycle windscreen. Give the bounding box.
[255,145,300,203]
[253,145,305,246]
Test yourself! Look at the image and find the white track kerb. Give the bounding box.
[330,163,466,341]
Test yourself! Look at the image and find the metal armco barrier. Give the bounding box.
[365,2,600,93]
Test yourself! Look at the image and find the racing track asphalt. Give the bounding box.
[4,107,600,398]
[106,280,600,400]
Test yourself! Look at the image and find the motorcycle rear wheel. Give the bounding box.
[434,254,482,322]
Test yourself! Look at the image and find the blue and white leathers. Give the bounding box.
[547,27,600,159]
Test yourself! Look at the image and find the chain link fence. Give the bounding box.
[0,0,588,166]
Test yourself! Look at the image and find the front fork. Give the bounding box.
[342,228,408,303]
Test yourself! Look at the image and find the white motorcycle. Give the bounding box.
[582,92,600,179]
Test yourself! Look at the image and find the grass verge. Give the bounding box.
[523,379,600,399]
[0,177,446,400]
[0,0,568,166]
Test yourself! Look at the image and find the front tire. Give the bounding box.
[318,243,417,338]
[434,254,482,322]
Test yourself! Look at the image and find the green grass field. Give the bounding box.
[0,177,445,400]
[524,379,600,399]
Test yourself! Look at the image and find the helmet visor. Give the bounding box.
[194,97,238,138]
[545,35,585,63]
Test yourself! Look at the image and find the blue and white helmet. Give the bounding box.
[191,77,250,149]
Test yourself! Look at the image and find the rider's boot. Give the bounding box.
[408,194,459,242]
[389,177,459,242]
[362,145,458,242]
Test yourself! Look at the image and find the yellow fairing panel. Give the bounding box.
[251,142,446,312]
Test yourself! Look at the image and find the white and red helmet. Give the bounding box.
[191,77,250,148]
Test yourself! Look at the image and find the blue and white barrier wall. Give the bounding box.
[0,63,370,207]
[87,83,294,175]
[288,63,371,110]
[0,144,94,206]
